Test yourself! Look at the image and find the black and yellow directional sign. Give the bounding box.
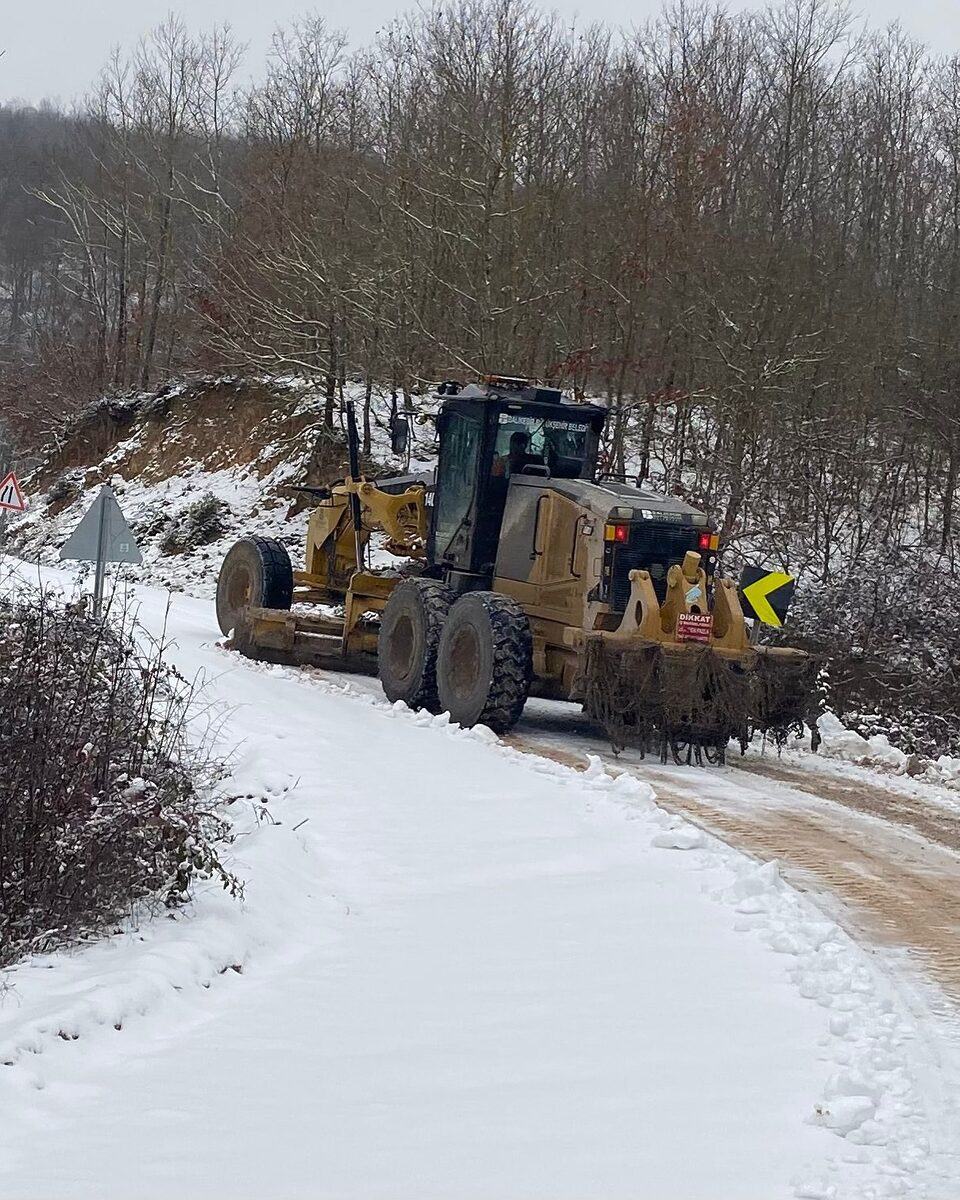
[738,566,796,627]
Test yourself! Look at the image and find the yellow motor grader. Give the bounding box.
[216,377,815,762]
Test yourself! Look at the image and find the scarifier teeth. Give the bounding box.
[751,652,821,742]
[576,638,815,761]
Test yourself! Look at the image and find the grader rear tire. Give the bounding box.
[216,536,293,636]
[378,578,454,712]
[436,592,532,734]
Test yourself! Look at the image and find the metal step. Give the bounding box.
[293,631,343,653]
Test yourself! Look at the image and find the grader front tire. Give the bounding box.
[436,592,532,734]
[216,536,293,636]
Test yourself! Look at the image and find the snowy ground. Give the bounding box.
[1,563,959,1198]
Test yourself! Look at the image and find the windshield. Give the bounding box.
[492,413,592,479]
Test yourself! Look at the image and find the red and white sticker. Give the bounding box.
[677,612,713,643]
[0,472,26,513]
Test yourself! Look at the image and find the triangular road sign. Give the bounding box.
[0,471,27,513]
[60,485,142,565]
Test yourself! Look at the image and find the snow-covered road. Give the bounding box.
[2,572,959,1198]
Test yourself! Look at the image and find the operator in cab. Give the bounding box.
[492,430,534,477]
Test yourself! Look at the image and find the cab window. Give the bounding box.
[492,413,592,479]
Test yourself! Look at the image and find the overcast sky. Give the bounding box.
[1,0,955,109]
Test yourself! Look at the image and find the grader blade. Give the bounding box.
[230,605,380,674]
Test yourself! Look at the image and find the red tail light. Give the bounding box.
[614,524,629,542]
[698,531,711,550]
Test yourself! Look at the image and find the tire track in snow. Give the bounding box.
[737,756,960,850]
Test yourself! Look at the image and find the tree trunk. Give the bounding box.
[141,190,172,390]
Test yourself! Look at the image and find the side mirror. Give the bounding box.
[390,416,409,456]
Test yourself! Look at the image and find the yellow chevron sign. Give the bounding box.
[739,567,796,627]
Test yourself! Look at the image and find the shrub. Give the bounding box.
[0,579,240,967]
[159,493,231,555]
[785,543,960,758]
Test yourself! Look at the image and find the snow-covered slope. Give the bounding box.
[5,375,424,596]
[1,565,958,1199]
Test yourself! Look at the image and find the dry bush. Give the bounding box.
[159,493,231,555]
[0,576,240,967]
[784,545,960,758]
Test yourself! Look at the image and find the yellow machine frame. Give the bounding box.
[279,477,430,656]
[245,475,758,688]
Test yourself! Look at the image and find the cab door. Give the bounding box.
[429,409,484,571]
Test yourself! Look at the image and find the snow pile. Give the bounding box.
[805,709,960,795]
[815,712,910,773]
[933,755,960,783]
[779,712,960,797]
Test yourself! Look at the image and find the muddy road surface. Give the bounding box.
[511,702,960,1007]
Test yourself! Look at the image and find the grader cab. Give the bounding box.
[216,377,815,762]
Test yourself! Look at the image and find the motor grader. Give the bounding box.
[216,377,815,762]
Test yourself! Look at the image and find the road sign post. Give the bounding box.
[60,485,142,618]
[93,484,108,618]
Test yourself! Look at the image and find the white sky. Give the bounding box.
[1,0,955,108]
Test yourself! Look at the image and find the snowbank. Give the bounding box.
[816,712,910,772]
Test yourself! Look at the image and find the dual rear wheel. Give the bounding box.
[378,579,532,734]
